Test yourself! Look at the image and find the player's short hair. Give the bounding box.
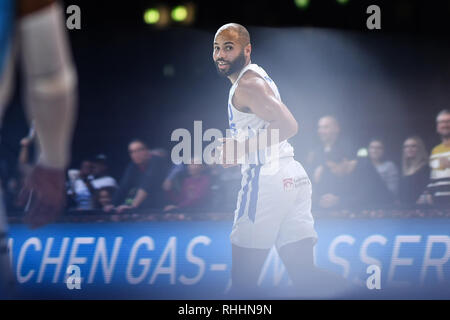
[215,23,251,47]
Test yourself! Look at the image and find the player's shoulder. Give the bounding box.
[236,70,268,96]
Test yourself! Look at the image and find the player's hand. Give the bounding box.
[17,165,66,229]
[217,138,240,168]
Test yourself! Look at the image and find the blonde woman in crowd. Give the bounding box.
[399,136,430,205]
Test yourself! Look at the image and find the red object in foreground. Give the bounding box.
[18,165,66,229]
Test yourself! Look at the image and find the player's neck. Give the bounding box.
[228,60,251,84]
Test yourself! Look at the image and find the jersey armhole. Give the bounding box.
[232,69,275,114]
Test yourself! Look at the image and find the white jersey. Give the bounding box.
[228,64,316,250]
[227,63,294,173]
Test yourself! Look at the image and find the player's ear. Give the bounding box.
[245,43,251,56]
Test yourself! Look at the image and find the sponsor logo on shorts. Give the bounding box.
[284,177,310,191]
[294,176,310,187]
[283,178,294,191]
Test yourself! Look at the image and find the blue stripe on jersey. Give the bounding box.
[236,166,254,221]
[247,165,262,222]
[0,0,15,75]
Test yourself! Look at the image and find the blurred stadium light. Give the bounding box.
[143,5,170,28]
[336,0,350,5]
[171,5,188,22]
[143,8,160,24]
[294,0,310,10]
[171,3,196,25]
[143,3,196,28]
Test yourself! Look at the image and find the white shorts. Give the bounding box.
[230,157,318,250]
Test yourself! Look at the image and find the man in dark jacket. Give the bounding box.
[106,139,168,213]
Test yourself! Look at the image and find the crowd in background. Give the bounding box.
[2,109,450,216]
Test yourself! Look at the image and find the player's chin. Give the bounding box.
[216,66,230,77]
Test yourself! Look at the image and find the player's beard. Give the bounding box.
[215,50,246,77]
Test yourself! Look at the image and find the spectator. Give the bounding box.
[163,160,211,212]
[398,136,430,206]
[94,186,116,210]
[316,155,393,211]
[90,154,118,190]
[107,139,168,213]
[162,163,187,195]
[306,115,357,209]
[208,162,241,211]
[67,159,94,210]
[368,139,399,196]
[425,109,450,206]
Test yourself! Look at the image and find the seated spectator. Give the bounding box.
[398,136,430,206]
[368,139,399,196]
[163,160,211,212]
[90,154,118,190]
[67,159,94,210]
[67,154,117,210]
[425,109,450,206]
[162,163,187,195]
[306,115,357,210]
[208,161,241,212]
[347,151,396,210]
[107,139,168,213]
[94,186,116,210]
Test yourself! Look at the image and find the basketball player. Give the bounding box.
[213,23,346,297]
[0,0,77,297]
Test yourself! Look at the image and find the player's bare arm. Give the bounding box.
[235,73,298,140]
[221,72,298,166]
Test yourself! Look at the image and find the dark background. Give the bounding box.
[2,0,450,178]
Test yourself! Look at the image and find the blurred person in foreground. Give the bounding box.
[398,136,430,207]
[105,139,168,213]
[0,0,78,296]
